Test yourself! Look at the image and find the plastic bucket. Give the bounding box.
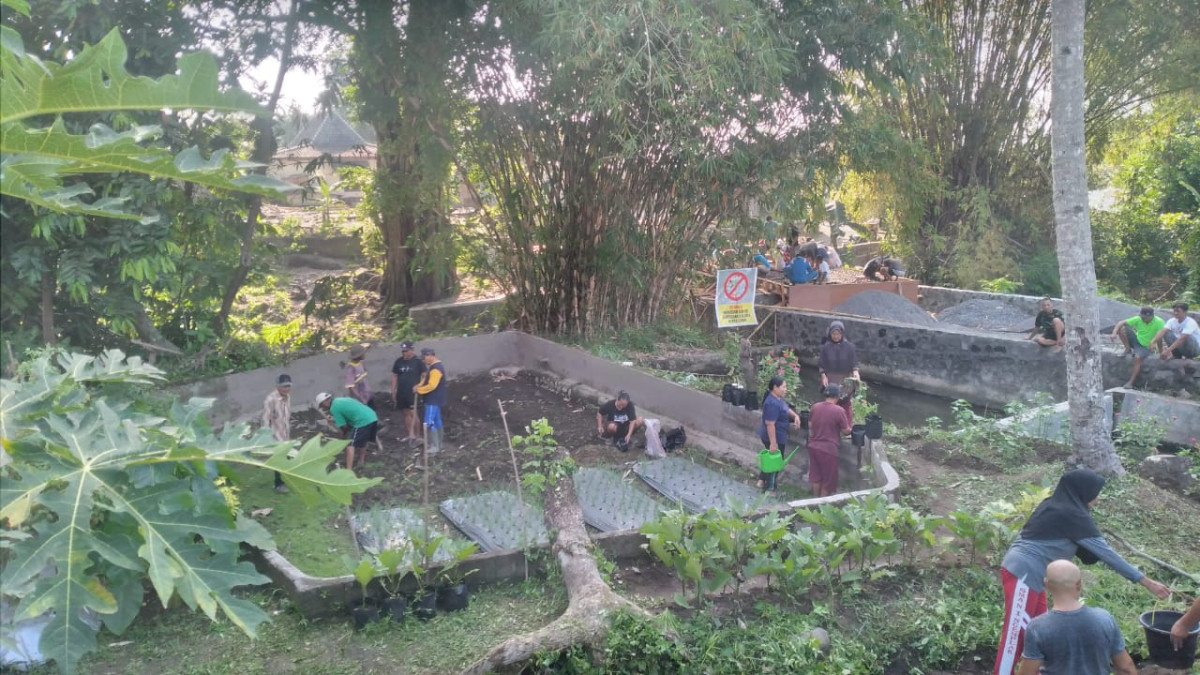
[865,413,883,440]
[1140,609,1198,669]
[850,424,867,447]
[800,409,810,430]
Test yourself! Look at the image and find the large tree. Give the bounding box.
[1051,0,1123,474]
[462,0,906,336]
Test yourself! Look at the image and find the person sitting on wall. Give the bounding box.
[1028,298,1066,352]
[863,256,905,281]
[1111,307,1165,389]
[1153,302,1200,360]
[596,391,644,451]
[784,253,819,284]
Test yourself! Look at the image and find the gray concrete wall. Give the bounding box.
[170,332,522,427]
[1115,388,1200,445]
[774,308,1199,406]
[408,295,506,334]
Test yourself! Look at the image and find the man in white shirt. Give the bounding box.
[1154,302,1200,360]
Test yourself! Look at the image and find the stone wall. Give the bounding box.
[774,308,1199,406]
[408,295,506,334]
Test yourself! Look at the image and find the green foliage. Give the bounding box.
[0,26,293,220]
[979,277,1022,294]
[924,399,1038,469]
[513,418,574,497]
[0,350,378,673]
[1113,409,1167,465]
[757,349,803,403]
[1093,113,1200,302]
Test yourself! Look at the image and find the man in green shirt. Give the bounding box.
[1111,307,1166,389]
[315,392,380,470]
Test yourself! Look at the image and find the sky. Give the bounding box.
[241,56,325,113]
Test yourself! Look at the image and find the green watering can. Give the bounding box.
[758,445,801,473]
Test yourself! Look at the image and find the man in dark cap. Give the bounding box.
[261,373,292,493]
[390,341,425,445]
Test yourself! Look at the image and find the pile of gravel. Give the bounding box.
[936,299,1030,332]
[833,291,936,326]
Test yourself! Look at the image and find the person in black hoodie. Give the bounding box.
[993,469,1171,675]
[818,320,860,422]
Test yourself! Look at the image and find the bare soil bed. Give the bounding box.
[343,371,703,511]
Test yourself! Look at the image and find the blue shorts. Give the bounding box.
[423,404,443,429]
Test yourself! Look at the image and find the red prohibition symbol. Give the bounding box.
[723,271,749,302]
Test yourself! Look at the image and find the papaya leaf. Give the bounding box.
[0,351,377,673]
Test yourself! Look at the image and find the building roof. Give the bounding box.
[279,112,373,156]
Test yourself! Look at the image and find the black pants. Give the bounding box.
[758,471,778,490]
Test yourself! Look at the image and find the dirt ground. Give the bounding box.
[345,371,671,511]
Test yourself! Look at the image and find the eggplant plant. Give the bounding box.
[344,555,378,604]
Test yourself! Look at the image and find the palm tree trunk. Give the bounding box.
[1050,0,1123,475]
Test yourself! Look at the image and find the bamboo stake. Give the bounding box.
[1103,529,1199,582]
[497,399,528,581]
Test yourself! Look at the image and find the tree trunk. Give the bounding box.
[214,0,301,334]
[462,452,650,674]
[1050,0,1122,475]
[40,265,55,345]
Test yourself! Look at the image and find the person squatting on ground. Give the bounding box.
[1154,302,1200,360]
[1171,596,1200,652]
[863,256,905,282]
[757,375,802,491]
[344,344,373,408]
[784,252,819,284]
[1111,306,1166,388]
[806,383,851,498]
[390,340,425,445]
[597,391,644,451]
[1016,559,1138,675]
[315,391,379,470]
[261,373,292,493]
[1028,298,1066,351]
[994,469,1170,675]
[751,242,774,275]
[414,347,447,453]
[819,320,860,423]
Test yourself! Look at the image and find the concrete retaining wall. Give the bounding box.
[774,308,1199,406]
[408,295,507,334]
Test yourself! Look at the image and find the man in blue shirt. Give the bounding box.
[784,255,818,284]
[1018,559,1137,675]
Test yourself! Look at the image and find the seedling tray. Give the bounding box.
[573,467,665,532]
[634,457,768,513]
[439,492,549,552]
[348,507,453,561]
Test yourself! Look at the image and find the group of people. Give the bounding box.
[259,341,449,487]
[1029,298,1199,386]
[757,319,860,497]
[996,468,1197,675]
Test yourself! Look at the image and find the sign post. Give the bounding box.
[715,268,758,328]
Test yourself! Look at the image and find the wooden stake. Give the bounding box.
[476,466,483,482]
[497,399,528,581]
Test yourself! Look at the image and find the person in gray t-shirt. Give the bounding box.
[1018,560,1137,675]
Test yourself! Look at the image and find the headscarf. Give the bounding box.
[826,320,846,343]
[1019,469,1104,541]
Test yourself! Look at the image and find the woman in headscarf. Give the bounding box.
[993,469,1171,675]
[818,320,859,422]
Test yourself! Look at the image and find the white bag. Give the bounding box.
[643,418,667,458]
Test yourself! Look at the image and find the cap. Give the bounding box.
[420,347,436,356]
[276,374,292,387]
[315,392,332,406]
[400,341,415,351]
[823,383,842,399]
[349,344,367,360]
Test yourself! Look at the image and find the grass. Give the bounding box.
[44,581,567,675]
[236,466,358,578]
